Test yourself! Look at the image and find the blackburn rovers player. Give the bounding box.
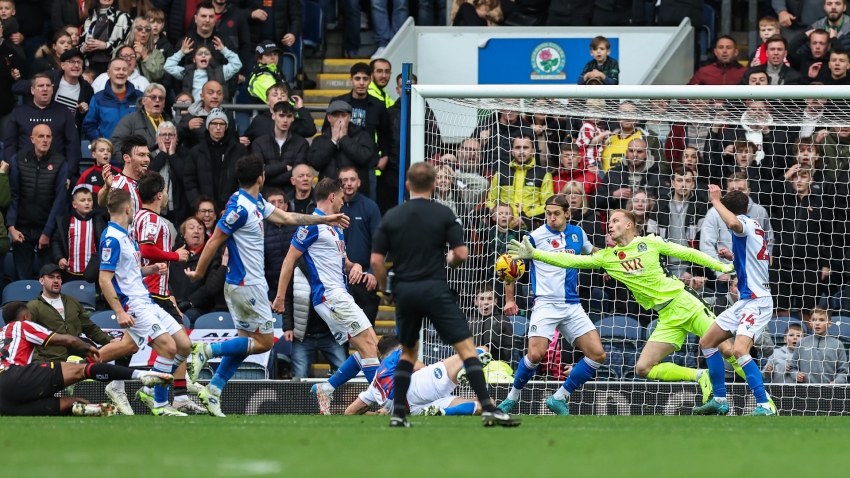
[272,178,380,416]
[694,186,776,416]
[187,156,348,417]
[498,195,606,416]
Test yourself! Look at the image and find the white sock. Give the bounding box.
[506,387,521,401]
[112,380,125,392]
[552,387,570,401]
[321,382,335,394]
[757,402,769,407]
[173,353,187,367]
[715,396,728,403]
[131,371,141,380]
[142,386,152,395]
[208,384,222,397]
[173,395,189,403]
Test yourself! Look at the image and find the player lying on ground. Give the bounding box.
[273,178,381,415]
[0,302,173,416]
[345,335,488,417]
[97,189,193,417]
[187,155,349,418]
[499,195,606,416]
[509,209,748,403]
[693,186,776,416]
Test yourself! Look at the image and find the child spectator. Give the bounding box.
[575,99,607,171]
[165,37,241,103]
[50,186,106,283]
[241,82,316,144]
[77,138,121,196]
[63,25,80,49]
[82,69,97,85]
[477,202,523,284]
[0,0,22,47]
[763,323,803,384]
[146,9,174,59]
[578,36,619,85]
[248,41,287,105]
[750,17,789,67]
[789,306,849,384]
[553,143,600,195]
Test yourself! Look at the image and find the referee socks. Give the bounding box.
[462,357,497,413]
[392,359,414,416]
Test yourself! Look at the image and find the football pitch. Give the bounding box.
[4,415,849,478]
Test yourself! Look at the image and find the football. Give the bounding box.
[495,254,526,283]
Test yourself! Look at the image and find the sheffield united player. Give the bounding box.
[98,134,149,213]
[0,301,173,417]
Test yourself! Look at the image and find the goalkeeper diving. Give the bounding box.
[508,209,749,403]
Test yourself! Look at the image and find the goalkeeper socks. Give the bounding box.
[507,356,539,401]
[738,354,769,405]
[211,337,251,357]
[328,352,363,390]
[84,363,135,382]
[702,348,727,400]
[555,357,602,400]
[392,359,414,417]
[646,362,698,382]
[463,357,497,413]
[209,354,247,395]
[152,356,174,408]
[443,402,476,416]
[727,354,746,380]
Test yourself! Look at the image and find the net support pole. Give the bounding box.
[398,63,413,206]
[410,85,427,166]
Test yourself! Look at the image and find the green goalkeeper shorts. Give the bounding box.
[647,289,716,351]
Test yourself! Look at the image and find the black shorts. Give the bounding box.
[393,280,472,349]
[0,362,65,416]
[154,296,184,324]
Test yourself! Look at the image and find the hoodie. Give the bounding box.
[763,345,796,383]
[788,334,849,383]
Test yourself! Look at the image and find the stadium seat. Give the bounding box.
[700,4,716,62]
[596,315,641,379]
[80,140,92,160]
[193,312,234,328]
[510,315,528,336]
[61,281,96,310]
[828,317,850,345]
[1,280,43,306]
[768,316,803,345]
[302,0,323,48]
[589,287,611,313]
[273,313,284,329]
[89,311,119,329]
[282,52,297,85]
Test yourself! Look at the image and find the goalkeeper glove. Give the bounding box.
[507,237,535,260]
[720,263,735,274]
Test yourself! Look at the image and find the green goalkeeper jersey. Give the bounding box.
[531,234,734,310]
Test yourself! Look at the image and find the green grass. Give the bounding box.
[3,415,849,478]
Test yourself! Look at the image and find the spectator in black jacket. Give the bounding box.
[270,0,301,54]
[184,108,248,211]
[593,137,663,212]
[250,101,308,194]
[178,2,241,98]
[309,100,376,196]
[339,166,382,324]
[177,80,224,148]
[51,186,106,283]
[470,285,513,363]
[51,0,85,35]
[208,0,252,79]
[286,163,315,214]
[46,50,94,131]
[240,83,316,144]
[263,188,297,297]
[152,0,190,40]
[170,215,227,324]
[149,121,191,223]
[747,35,805,85]
[0,24,24,134]
[789,28,835,82]
[652,167,709,283]
[7,124,68,280]
[4,73,81,177]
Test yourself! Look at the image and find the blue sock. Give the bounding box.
[361,363,379,383]
[562,357,601,394]
[443,402,476,416]
[209,354,247,394]
[328,353,362,389]
[738,355,769,404]
[703,348,726,399]
[211,337,251,357]
[152,356,173,407]
[506,356,538,401]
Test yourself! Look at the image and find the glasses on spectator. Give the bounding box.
[209,121,227,128]
[159,132,176,138]
[198,209,216,215]
[118,54,136,60]
[196,51,212,57]
[135,25,152,32]
[64,60,83,66]
[146,95,165,101]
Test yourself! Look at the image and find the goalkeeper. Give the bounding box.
[508,209,745,401]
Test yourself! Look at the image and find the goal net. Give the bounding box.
[408,84,850,416]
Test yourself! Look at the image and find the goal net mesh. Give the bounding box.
[416,93,850,416]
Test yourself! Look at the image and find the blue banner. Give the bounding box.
[478,38,620,85]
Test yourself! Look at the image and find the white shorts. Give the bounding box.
[714,296,772,340]
[125,301,183,347]
[224,283,275,334]
[528,302,596,344]
[408,362,458,415]
[314,291,372,345]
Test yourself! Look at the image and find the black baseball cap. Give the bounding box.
[60,49,85,63]
[256,41,282,56]
[39,264,62,277]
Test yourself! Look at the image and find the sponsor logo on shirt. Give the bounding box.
[296,227,308,242]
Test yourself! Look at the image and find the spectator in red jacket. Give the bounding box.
[688,36,747,85]
[553,143,599,195]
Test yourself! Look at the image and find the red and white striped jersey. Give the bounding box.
[112,174,140,215]
[67,216,97,274]
[575,121,604,168]
[133,208,172,297]
[0,321,54,370]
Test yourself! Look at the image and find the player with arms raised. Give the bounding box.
[693,186,776,416]
[498,195,606,415]
[187,156,349,417]
[509,209,745,401]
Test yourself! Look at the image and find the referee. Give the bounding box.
[371,162,520,428]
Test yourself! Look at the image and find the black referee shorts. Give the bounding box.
[393,280,472,349]
[154,296,185,325]
[0,362,65,416]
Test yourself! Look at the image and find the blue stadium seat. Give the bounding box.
[61,281,96,309]
[282,52,297,84]
[182,314,191,329]
[510,315,528,336]
[193,312,234,328]
[767,316,803,345]
[89,311,119,329]
[80,140,92,160]
[589,287,610,313]
[3,253,14,285]
[700,4,716,62]
[273,313,284,329]
[828,317,850,345]
[1,280,43,305]
[596,315,641,379]
[302,0,323,48]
